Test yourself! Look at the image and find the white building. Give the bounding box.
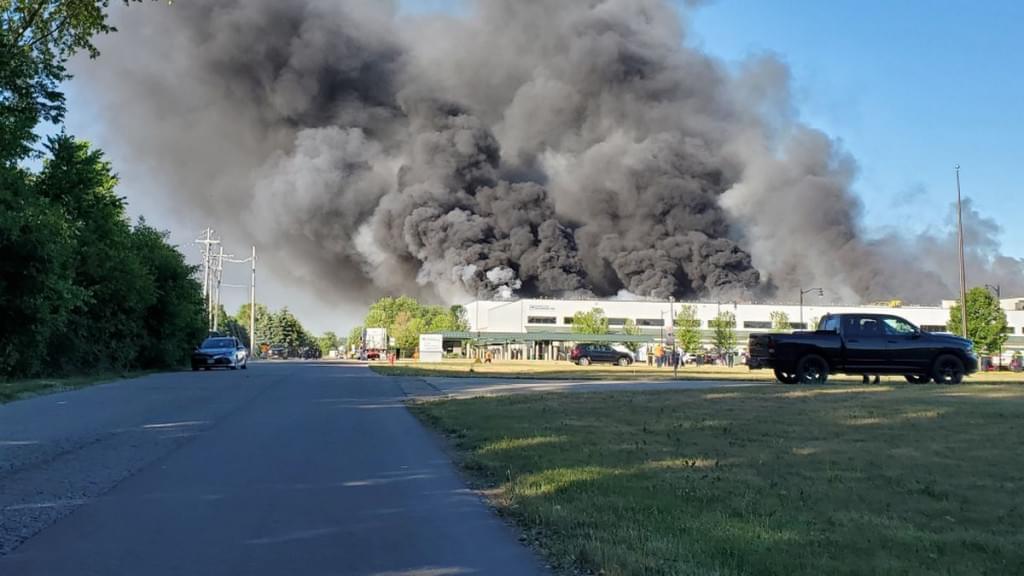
[456,297,1024,361]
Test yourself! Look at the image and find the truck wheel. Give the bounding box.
[904,374,930,384]
[796,354,829,384]
[618,357,631,367]
[932,354,965,384]
[773,368,799,384]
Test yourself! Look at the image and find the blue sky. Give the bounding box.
[401,0,1024,255]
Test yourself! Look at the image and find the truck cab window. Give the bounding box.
[820,316,839,332]
[882,317,917,335]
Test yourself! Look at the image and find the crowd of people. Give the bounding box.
[637,344,746,369]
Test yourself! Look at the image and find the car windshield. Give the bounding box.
[201,338,236,349]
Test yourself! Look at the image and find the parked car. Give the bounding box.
[191,337,248,371]
[268,345,287,359]
[747,313,978,384]
[570,343,634,366]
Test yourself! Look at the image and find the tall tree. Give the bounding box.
[391,311,425,357]
[37,135,155,372]
[1,0,157,162]
[711,311,737,355]
[947,287,1009,356]
[131,221,206,368]
[317,331,339,356]
[348,325,364,352]
[0,165,80,375]
[571,308,609,335]
[365,296,420,329]
[620,319,641,352]
[674,305,702,354]
[236,302,270,344]
[770,310,790,333]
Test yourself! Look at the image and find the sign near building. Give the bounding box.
[419,334,444,363]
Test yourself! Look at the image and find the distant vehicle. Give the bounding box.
[570,343,634,367]
[363,328,387,361]
[268,345,287,360]
[192,337,248,371]
[747,313,978,384]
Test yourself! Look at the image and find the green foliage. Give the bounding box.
[235,302,270,345]
[214,305,248,345]
[130,221,206,368]
[0,1,203,380]
[360,297,467,356]
[265,307,313,350]
[620,319,641,352]
[0,139,206,378]
[1,0,157,162]
[0,163,80,375]
[674,305,702,353]
[348,325,364,351]
[392,311,426,357]
[947,287,1009,355]
[571,308,609,335]
[711,311,737,354]
[317,331,339,356]
[770,310,790,333]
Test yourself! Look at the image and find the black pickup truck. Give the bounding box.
[747,313,977,384]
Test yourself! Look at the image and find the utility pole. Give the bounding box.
[194,228,220,332]
[224,247,257,355]
[800,287,823,328]
[249,246,256,355]
[956,165,968,338]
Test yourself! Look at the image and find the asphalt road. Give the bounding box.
[0,363,548,576]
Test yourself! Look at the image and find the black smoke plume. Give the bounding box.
[76,0,1023,305]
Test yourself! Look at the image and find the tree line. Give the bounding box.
[222,303,342,357]
[349,297,468,357]
[1,1,208,379]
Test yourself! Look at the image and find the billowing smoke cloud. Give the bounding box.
[75,0,1023,306]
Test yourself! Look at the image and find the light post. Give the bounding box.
[956,165,968,338]
[800,288,823,328]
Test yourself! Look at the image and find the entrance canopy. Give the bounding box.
[438,331,654,344]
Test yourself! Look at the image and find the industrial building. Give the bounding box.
[442,297,1024,361]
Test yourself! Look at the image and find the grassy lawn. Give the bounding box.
[0,371,156,403]
[412,384,1024,575]
[375,359,1024,384]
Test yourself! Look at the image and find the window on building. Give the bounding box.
[743,321,772,329]
[607,318,627,326]
[1005,326,1016,334]
[563,317,574,325]
[789,322,808,330]
[636,318,664,327]
[920,325,947,333]
[527,316,556,325]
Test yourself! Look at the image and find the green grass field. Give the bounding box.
[412,384,1024,575]
[375,359,1024,384]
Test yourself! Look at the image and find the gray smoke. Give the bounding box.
[74,0,1023,306]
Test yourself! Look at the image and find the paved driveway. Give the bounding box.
[0,363,547,576]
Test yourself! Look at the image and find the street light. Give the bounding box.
[800,288,823,328]
[956,165,968,338]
